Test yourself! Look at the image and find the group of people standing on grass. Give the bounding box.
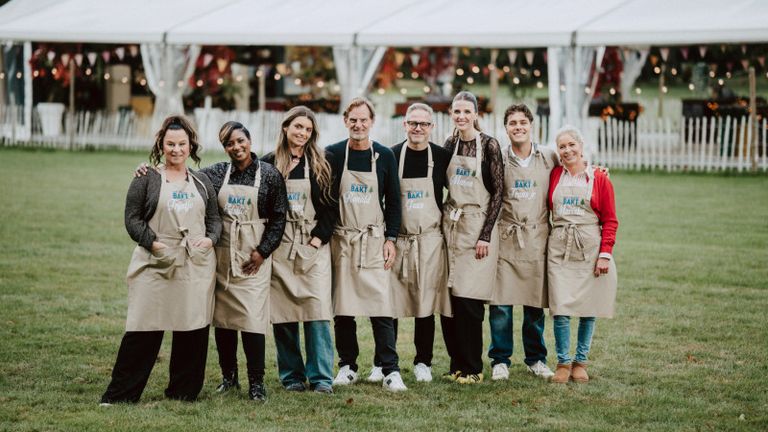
[100,90,618,405]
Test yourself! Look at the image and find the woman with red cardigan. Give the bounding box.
[546,125,618,384]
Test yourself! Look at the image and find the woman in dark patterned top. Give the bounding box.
[261,106,337,394]
[440,91,503,384]
[204,122,287,402]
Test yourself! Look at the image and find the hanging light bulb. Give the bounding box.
[456,68,464,76]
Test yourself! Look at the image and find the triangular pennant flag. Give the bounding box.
[115,47,125,61]
[61,53,70,66]
[394,51,405,67]
[102,50,111,64]
[680,47,689,60]
[507,49,517,65]
[741,59,749,70]
[524,50,534,66]
[216,58,228,73]
[202,53,214,68]
[87,52,98,66]
[74,53,83,67]
[699,46,707,58]
[129,45,139,57]
[46,51,56,62]
[410,53,420,67]
[659,47,670,62]
[741,44,748,55]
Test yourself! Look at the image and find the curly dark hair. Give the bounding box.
[149,115,201,167]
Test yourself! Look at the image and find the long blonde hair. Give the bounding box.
[275,106,333,203]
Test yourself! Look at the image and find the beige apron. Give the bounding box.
[125,169,216,331]
[547,168,618,318]
[331,143,392,317]
[442,134,500,301]
[212,162,272,333]
[270,159,333,324]
[493,145,552,307]
[391,144,451,318]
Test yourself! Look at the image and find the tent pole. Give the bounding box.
[657,64,665,118]
[258,65,266,112]
[68,58,75,150]
[749,66,757,172]
[489,48,498,113]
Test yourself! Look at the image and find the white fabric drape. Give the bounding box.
[620,47,649,100]
[140,43,200,118]
[564,46,596,128]
[546,46,563,143]
[332,45,386,114]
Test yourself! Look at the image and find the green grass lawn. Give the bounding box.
[0,148,766,431]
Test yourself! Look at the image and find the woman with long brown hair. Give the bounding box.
[440,91,504,384]
[101,115,220,404]
[261,106,337,394]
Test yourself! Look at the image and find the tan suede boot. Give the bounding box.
[552,363,571,384]
[571,362,589,383]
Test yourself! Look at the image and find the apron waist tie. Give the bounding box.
[336,224,383,271]
[554,223,585,262]
[288,219,313,260]
[397,228,440,281]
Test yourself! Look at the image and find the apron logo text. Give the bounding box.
[224,194,250,216]
[167,190,194,213]
[510,179,537,200]
[557,196,587,216]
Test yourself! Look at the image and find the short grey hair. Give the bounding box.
[554,124,584,147]
[405,103,434,120]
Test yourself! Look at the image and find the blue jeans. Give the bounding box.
[552,315,596,364]
[488,305,547,366]
[273,320,334,389]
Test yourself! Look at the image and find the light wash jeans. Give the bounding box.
[273,320,334,390]
[552,315,596,364]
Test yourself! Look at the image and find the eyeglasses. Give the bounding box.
[406,121,432,129]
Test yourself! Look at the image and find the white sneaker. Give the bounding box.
[366,366,384,382]
[333,365,358,386]
[491,363,510,381]
[382,372,407,392]
[527,361,555,379]
[413,363,433,382]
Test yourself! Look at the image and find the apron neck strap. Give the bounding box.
[453,133,483,178]
[225,161,260,188]
[303,155,310,179]
[399,142,434,179]
[344,140,377,173]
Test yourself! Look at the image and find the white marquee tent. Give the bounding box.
[1,0,768,138]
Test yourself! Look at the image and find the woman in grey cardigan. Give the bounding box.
[101,115,221,404]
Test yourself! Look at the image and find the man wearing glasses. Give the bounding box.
[386,103,452,382]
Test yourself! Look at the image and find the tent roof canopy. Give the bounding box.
[577,0,768,46]
[355,0,626,47]
[166,0,419,46]
[1,0,768,47]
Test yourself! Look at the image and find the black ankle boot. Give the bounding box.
[216,370,240,393]
[248,375,266,402]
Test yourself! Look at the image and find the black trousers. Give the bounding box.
[440,295,485,375]
[214,327,265,381]
[334,316,400,376]
[101,326,209,403]
[373,316,435,367]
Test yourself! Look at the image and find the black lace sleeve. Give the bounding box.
[479,135,503,243]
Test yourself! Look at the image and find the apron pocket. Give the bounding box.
[189,245,214,265]
[294,244,321,274]
[363,234,386,269]
[149,247,180,268]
